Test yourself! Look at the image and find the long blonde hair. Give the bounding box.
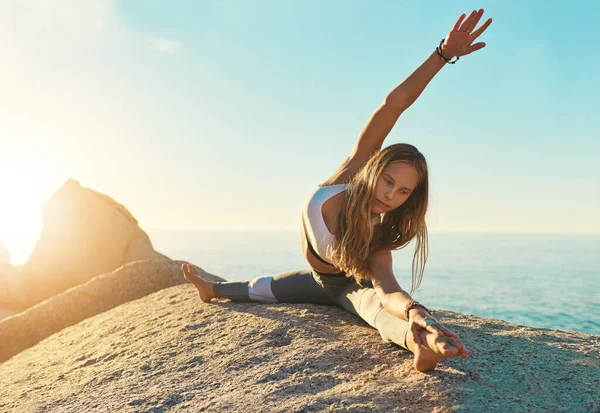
[329,143,429,294]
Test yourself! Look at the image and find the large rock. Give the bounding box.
[0,241,9,264]
[0,309,14,322]
[0,242,23,313]
[0,274,598,412]
[9,179,169,311]
[0,259,221,363]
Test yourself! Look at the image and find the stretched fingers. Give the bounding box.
[466,42,487,54]
[437,324,459,338]
[424,322,444,336]
[459,10,478,32]
[472,17,493,39]
[452,13,466,32]
[465,9,484,33]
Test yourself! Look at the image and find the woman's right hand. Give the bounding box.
[408,308,468,357]
[409,308,458,337]
[440,8,493,59]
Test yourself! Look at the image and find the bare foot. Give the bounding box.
[411,329,469,372]
[181,263,216,303]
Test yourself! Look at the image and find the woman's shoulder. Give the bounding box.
[318,179,350,188]
[320,153,372,188]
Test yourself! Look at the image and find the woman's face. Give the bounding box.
[372,161,419,214]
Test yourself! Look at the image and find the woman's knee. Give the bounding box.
[248,275,278,303]
[216,270,330,305]
[271,269,336,305]
[247,269,345,305]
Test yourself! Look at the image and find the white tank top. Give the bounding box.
[302,184,380,264]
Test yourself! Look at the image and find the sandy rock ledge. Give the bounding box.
[0,273,598,413]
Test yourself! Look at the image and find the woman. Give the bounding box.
[182,9,492,372]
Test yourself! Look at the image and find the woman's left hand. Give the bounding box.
[441,8,493,59]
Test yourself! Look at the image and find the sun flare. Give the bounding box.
[0,181,44,266]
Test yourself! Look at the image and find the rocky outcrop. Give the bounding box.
[0,272,598,412]
[0,241,9,264]
[0,259,223,363]
[1,179,169,312]
[0,242,23,315]
[0,271,21,318]
[0,309,13,322]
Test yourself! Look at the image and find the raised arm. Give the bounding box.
[350,51,446,161]
[351,9,492,161]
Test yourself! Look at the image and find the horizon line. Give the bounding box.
[145,227,600,235]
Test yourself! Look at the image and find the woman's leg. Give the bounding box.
[215,269,334,305]
[319,274,467,371]
[322,276,410,351]
[183,264,336,306]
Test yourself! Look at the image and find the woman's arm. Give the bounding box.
[369,250,459,341]
[351,9,492,161]
[350,53,446,161]
[369,251,414,319]
[386,50,448,111]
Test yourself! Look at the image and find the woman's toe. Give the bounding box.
[438,341,459,356]
[447,338,466,354]
[182,263,195,278]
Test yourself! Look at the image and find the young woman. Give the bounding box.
[183,9,492,372]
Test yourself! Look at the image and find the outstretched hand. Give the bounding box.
[409,308,459,339]
[407,308,469,358]
[408,308,469,358]
[441,8,493,58]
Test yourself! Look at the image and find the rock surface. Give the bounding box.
[0,309,13,322]
[0,241,22,314]
[0,259,223,363]
[0,267,598,413]
[1,179,168,312]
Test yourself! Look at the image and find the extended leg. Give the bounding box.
[324,275,467,371]
[331,280,410,350]
[183,264,335,305]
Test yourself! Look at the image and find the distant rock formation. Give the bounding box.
[0,274,598,412]
[0,242,23,315]
[2,179,169,312]
[0,259,222,363]
[0,241,9,264]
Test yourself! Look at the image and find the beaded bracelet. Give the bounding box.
[405,300,433,320]
[436,39,459,64]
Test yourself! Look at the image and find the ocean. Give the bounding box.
[148,229,600,336]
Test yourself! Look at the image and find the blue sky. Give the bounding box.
[1,0,599,264]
